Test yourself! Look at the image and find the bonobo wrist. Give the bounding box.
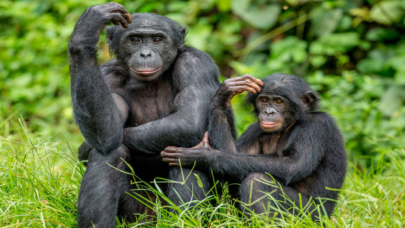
[212,94,231,110]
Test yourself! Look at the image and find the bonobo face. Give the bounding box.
[125,32,163,80]
[120,27,176,81]
[108,14,183,82]
[256,94,290,133]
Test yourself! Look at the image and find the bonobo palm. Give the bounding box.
[68,2,235,227]
[161,73,347,220]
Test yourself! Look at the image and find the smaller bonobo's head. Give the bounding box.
[106,13,186,81]
[246,73,320,133]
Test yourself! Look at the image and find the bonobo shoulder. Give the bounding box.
[99,60,128,91]
[177,47,216,65]
[305,112,341,134]
[174,47,220,85]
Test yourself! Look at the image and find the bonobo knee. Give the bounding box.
[240,173,275,197]
[114,145,130,160]
[87,144,131,169]
[109,145,131,165]
[241,173,273,188]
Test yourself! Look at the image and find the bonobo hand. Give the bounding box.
[161,132,213,167]
[213,75,263,110]
[70,2,132,45]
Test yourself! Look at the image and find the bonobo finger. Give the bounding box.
[233,85,257,94]
[164,146,182,152]
[161,152,181,158]
[247,81,261,93]
[192,132,211,149]
[244,75,263,86]
[232,80,261,93]
[241,74,259,81]
[236,75,263,88]
[122,14,132,23]
[201,131,209,147]
[110,13,128,28]
[108,2,130,16]
[163,158,180,163]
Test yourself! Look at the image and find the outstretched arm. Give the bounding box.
[162,116,332,184]
[68,3,131,154]
[122,50,220,155]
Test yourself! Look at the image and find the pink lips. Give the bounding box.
[261,122,280,128]
[130,67,161,76]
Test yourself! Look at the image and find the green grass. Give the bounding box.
[1,118,405,228]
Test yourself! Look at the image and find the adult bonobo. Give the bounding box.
[68,2,235,227]
[161,73,347,220]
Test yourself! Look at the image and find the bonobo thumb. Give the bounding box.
[192,132,210,149]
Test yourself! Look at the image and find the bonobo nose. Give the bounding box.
[264,108,276,115]
[140,50,152,58]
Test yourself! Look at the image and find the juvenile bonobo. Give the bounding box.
[161,73,347,219]
[68,2,235,227]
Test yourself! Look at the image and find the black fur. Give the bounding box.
[68,3,235,227]
[164,73,347,220]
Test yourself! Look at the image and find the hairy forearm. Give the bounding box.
[123,111,204,155]
[69,23,123,154]
[207,108,237,153]
[197,151,295,183]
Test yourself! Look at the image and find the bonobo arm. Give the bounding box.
[123,49,221,155]
[162,113,334,184]
[68,3,131,154]
[207,75,263,153]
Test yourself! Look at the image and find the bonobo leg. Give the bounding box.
[78,141,92,166]
[167,168,212,211]
[240,173,320,220]
[78,145,140,228]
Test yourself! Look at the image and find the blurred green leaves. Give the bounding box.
[232,0,280,29]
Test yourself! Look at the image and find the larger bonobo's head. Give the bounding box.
[246,73,320,133]
[106,13,185,81]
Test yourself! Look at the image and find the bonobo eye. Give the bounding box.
[153,37,162,43]
[274,99,283,104]
[260,98,269,103]
[131,37,141,43]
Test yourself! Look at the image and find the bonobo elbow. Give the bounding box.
[95,140,123,156]
[68,39,97,55]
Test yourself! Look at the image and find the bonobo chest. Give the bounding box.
[259,133,289,157]
[125,75,177,127]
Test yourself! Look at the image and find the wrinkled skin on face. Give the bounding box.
[107,14,183,81]
[255,93,290,132]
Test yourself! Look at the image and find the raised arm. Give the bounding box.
[68,3,131,154]
[207,75,263,153]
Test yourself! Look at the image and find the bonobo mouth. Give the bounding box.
[130,67,162,76]
[260,122,282,131]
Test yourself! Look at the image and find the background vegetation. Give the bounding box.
[1,0,405,227]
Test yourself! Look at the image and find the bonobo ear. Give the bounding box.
[179,27,186,47]
[303,91,320,111]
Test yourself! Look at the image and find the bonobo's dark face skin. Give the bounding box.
[256,93,291,133]
[108,15,181,81]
